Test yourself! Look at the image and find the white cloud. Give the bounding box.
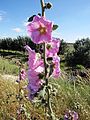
[12,28,22,33]
[0,10,7,22]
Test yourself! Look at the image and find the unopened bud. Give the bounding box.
[38,73,44,79]
[38,13,41,16]
[45,2,52,9]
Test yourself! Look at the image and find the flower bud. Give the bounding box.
[38,73,44,79]
[45,2,52,9]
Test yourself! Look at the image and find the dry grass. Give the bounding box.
[0,73,90,120]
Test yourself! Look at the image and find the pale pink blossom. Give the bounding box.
[25,45,44,71]
[52,56,61,78]
[24,45,36,69]
[27,69,44,100]
[46,37,60,57]
[27,15,53,44]
[25,45,44,99]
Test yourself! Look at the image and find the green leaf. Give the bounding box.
[53,24,58,30]
[39,86,46,98]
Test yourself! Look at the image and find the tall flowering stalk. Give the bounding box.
[16,63,26,120]
[40,1,55,119]
[26,0,61,119]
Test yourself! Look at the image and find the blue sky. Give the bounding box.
[0,0,90,43]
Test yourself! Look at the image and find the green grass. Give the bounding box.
[0,50,27,75]
[50,77,90,119]
[0,57,19,75]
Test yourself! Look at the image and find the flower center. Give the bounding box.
[38,25,47,35]
[46,44,51,50]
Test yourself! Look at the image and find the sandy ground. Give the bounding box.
[1,74,18,82]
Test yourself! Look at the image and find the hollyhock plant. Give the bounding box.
[46,37,60,57]
[27,15,53,44]
[25,44,61,99]
[20,0,62,119]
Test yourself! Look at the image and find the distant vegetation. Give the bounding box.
[0,36,90,69]
[0,36,36,52]
[66,38,90,68]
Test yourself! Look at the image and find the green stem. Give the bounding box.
[40,0,55,120]
[19,66,21,105]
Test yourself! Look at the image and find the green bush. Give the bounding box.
[66,38,90,68]
[76,65,85,70]
[58,39,68,55]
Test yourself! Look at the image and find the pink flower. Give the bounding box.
[27,69,44,100]
[24,45,36,69]
[27,15,53,44]
[70,111,78,120]
[25,45,44,71]
[28,78,43,93]
[25,45,44,100]
[25,45,44,72]
[64,110,79,120]
[20,69,26,80]
[52,56,61,78]
[27,67,44,95]
[46,37,60,57]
